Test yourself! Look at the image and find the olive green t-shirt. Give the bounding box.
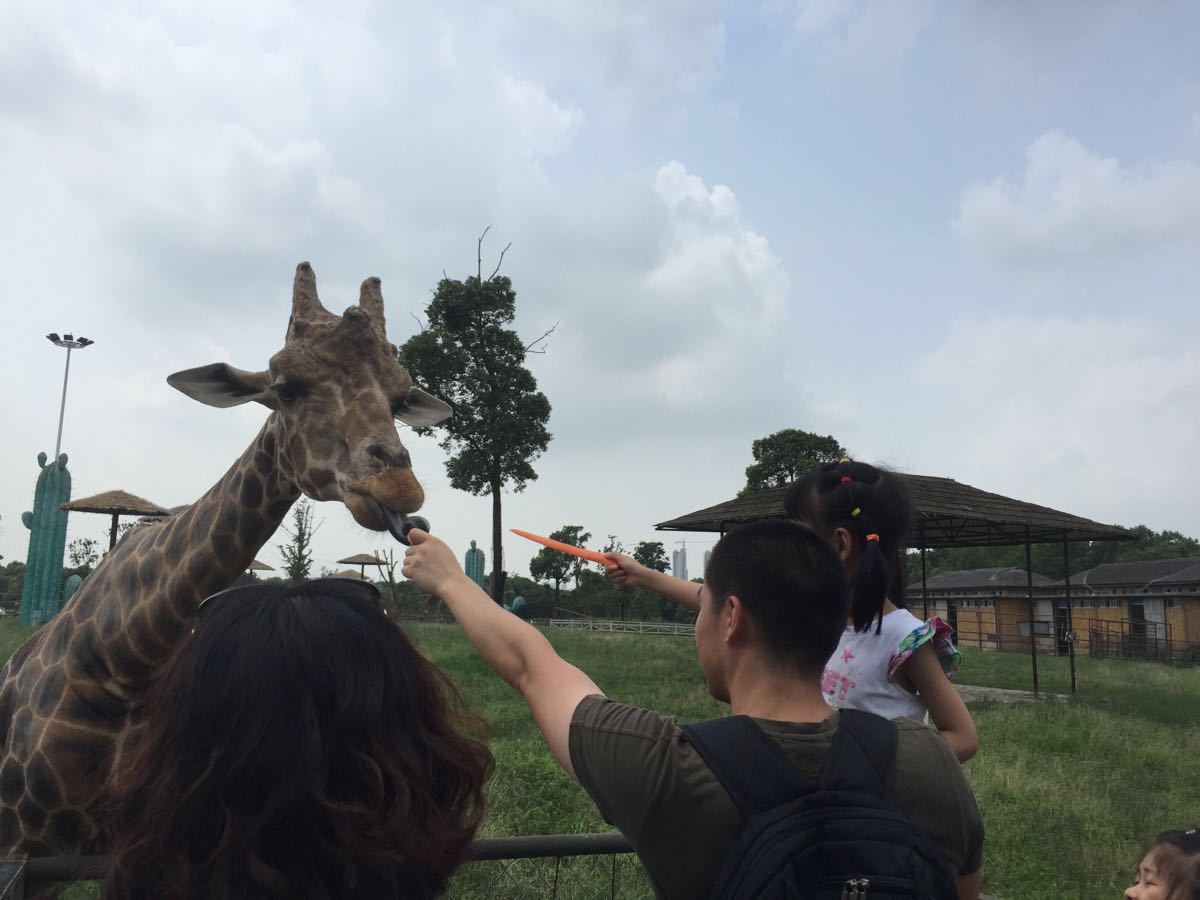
[569,695,983,900]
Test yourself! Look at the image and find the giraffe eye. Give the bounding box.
[272,380,305,404]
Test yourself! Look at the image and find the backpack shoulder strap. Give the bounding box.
[819,708,898,798]
[680,716,815,818]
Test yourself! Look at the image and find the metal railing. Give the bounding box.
[0,833,647,899]
[549,618,695,636]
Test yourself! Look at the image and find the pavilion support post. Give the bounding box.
[919,522,928,620]
[108,514,119,551]
[1024,526,1039,697]
[1062,532,1077,694]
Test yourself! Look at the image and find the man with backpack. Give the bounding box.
[402,519,984,898]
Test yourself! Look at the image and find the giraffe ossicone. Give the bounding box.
[0,262,449,869]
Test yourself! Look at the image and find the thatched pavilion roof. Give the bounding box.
[656,473,1136,549]
[249,559,275,572]
[60,490,168,517]
[336,553,385,566]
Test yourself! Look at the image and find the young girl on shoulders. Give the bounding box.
[606,459,978,762]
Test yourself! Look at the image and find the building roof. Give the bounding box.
[655,473,1135,549]
[60,489,169,517]
[1064,557,1200,591]
[911,567,1055,591]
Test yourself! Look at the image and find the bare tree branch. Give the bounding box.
[525,321,559,354]
[477,225,492,280]
[408,311,426,332]
[488,242,512,280]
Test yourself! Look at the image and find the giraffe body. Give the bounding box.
[0,264,449,865]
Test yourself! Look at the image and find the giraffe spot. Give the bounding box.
[240,476,263,508]
[255,449,273,476]
[0,761,24,805]
[65,625,112,685]
[17,795,47,832]
[211,531,235,560]
[167,526,187,561]
[62,683,125,727]
[32,667,66,718]
[268,497,293,520]
[309,467,336,490]
[47,808,86,847]
[193,504,215,538]
[26,754,62,809]
[218,499,240,534]
[0,806,20,846]
[240,510,265,537]
[9,708,35,761]
[95,601,123,645]
[50,727,116,804]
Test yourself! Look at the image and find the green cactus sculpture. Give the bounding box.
[19,452,72,627]
[464,539,486,589]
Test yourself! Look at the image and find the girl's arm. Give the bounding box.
[603,552,701,611]
[898,642,979,763]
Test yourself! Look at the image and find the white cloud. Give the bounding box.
[790,0,935,67]
[500,76,584,157]
[955,131,1200,263]
[914,312,1200,533]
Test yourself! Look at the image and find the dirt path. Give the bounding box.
[956,683,1069,704]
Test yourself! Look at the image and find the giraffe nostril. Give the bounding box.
[368,442,410,469]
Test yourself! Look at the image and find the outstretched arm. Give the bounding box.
[899,643,979,763]
[402,529,601,778]
[603,552,702,611]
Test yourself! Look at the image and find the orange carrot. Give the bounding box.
[510,528,610,565]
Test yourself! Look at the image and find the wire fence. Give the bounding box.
[1,833,651,899]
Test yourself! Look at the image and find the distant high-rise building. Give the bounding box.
[703,550,712,577]
[672,547,688,581]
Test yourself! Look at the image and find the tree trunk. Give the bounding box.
[491,480,503,603]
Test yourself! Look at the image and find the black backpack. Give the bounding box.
[680,709,959,899]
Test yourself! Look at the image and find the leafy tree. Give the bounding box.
[277,500,322,581]
[633,541,670,573]
[740,429,847,496]
[528,525,591,605]
[68,537,100,572]
[398,231,553,602]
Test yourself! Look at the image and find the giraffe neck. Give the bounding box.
[80,416,302,683]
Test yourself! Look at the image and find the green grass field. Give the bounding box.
[2,617,1197,898]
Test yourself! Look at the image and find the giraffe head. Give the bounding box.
[166,262,449,532]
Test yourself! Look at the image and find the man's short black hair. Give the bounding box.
[704,519,849,675]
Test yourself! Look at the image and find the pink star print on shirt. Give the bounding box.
[841,648,855,664]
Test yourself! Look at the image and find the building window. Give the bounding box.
[1166,598,1176,609]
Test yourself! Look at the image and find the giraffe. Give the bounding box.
[0,262,450,868]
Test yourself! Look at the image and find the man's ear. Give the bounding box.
[167,364,275,409]
[724,594,749,645]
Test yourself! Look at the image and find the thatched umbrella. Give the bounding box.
[336,553,386,579]
[247,559,274,580]
[61,489,169,550]
[334,568,368,580]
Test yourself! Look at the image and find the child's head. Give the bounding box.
[1127,829,1200,900]
[784,460,911,634]
[698,519,848,695]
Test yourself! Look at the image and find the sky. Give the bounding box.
[2,1,1199,582]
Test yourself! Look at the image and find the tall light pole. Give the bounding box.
[45,333,95,458]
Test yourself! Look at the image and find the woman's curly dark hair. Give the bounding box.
[104,579,493,899]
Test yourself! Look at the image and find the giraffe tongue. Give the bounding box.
[385,509,430,545]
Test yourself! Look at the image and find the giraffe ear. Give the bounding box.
[394,386,452,427]
[167,364,275,409]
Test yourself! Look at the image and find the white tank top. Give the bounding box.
[821,607,928,721]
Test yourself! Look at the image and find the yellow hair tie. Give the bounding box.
[839,457,851,463]
[851,507,861,517]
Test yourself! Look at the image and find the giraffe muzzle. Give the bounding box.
[385,509,429,545]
